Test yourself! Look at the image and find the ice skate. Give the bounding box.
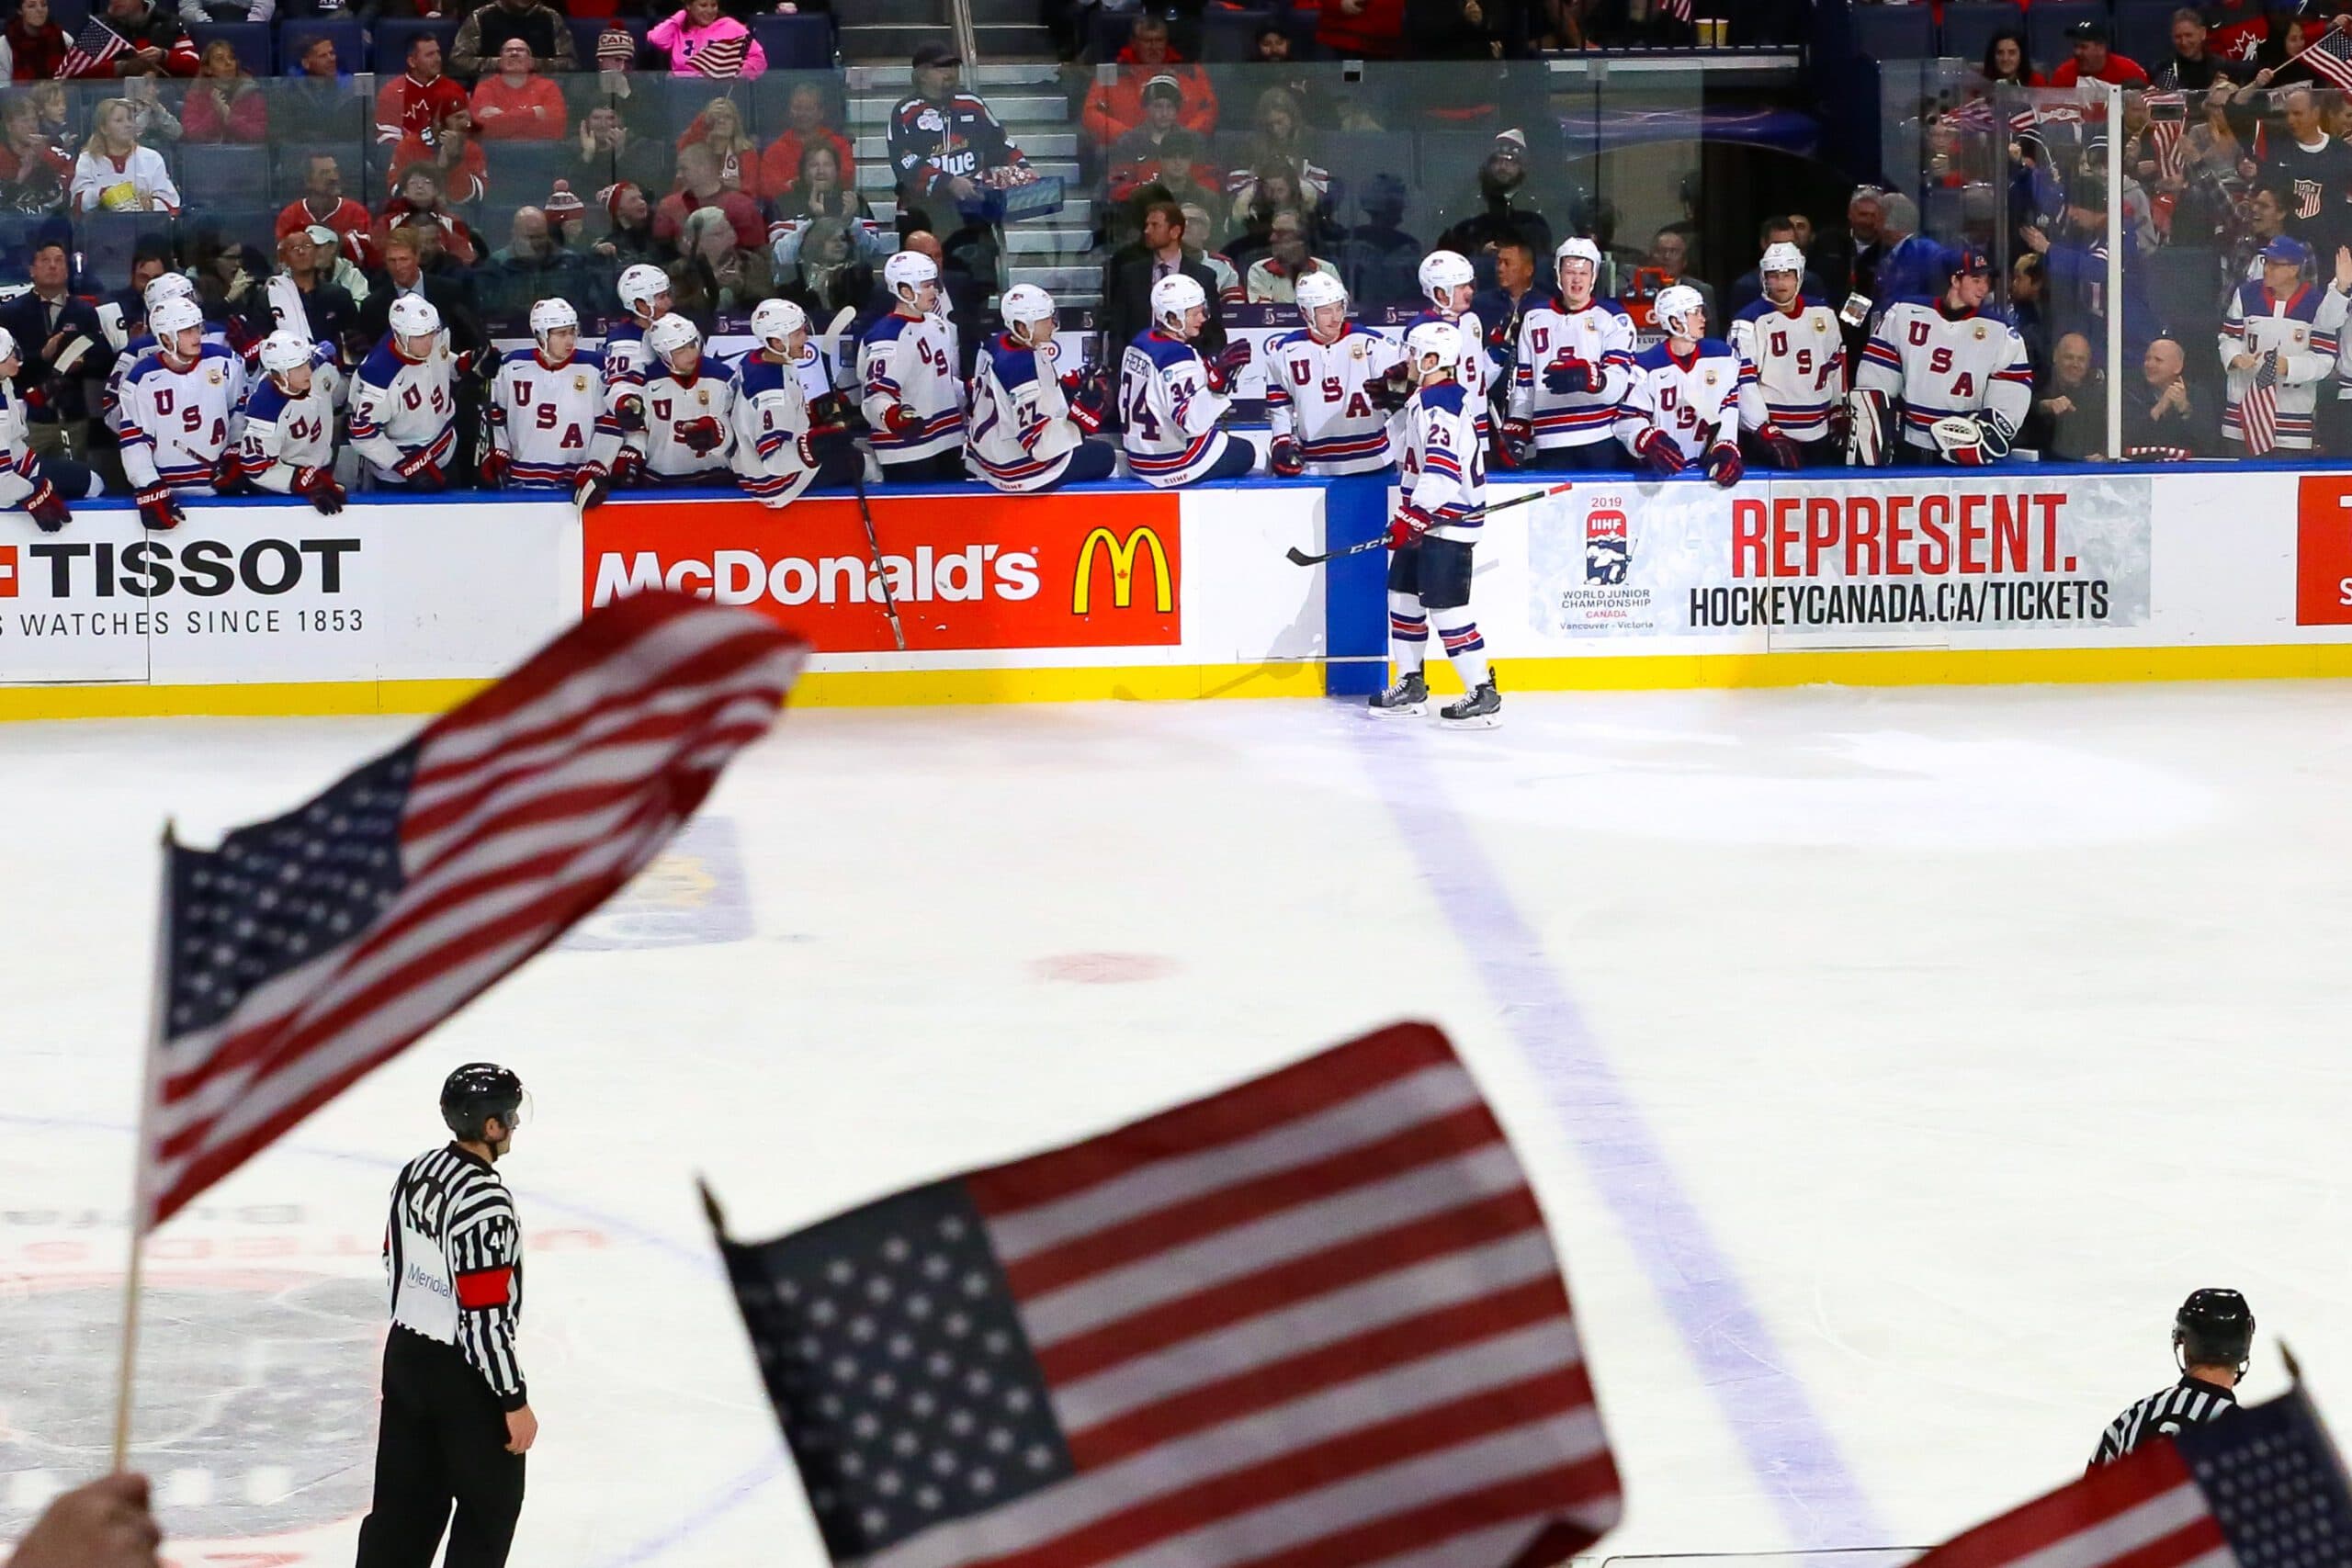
[1439,676,1501,728]
[1368,669,1428,716]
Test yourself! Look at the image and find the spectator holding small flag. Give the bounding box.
[647,0,764,80]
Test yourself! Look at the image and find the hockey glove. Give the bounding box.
[1541,352,1600,396]
[1635,428,1688,477]
[297,466,345,515]
[135,481,182,531]
[680,416,725,456]
[210,449,246,494]
[881,402,918,437]
[1496,418,1534,469]
[479,448,510,487]
[610,446,646,485]
[1204,339,1252,394]
[1757,423,1804,469]
[1367,365,1412,412]
[614,395,647,434]
[25,480,68,534]
[1385,506,1430,551]
[1704,441,1744,489]
[1270,435,1306,478]
[1065,371,1110,434]
[574,461,612,513]
[395,448,446,490]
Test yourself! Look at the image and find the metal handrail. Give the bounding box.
[949,0,982,73]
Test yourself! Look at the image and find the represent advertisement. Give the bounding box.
[583,492,1183,653]
[1525,475,2154,638]
[2294,471,2352,626]
[0,502,573,688]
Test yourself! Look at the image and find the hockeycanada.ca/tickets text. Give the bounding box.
[1688,579,2112,628]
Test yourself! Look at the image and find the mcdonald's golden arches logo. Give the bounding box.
[1072,525,1174,615]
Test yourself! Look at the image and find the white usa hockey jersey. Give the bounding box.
[0,381,45,509]
[1728,296,1846,444]
[605,321,651,421]
[966,332,1089,491]
[729,350,820,505]
[490,348,616,486]
[350,335,458,481]
[1508,294,1636,450]
[1119,330,1234,487]
[2219,280,2342,450]
[1404,307,1496,429]
[859,310,965,461]
[1615,339,1747,464]
[1262,323,1404,474]
[1856,301,2034,454]
[639,359,739,480]
[231,378,337,493]
[1396,379,1486,542]
[118,344,243,492]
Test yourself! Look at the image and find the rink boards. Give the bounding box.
[1,466,2349,717]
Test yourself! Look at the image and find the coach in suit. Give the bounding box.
[0,238,106,460]
[1099,196,1227,364]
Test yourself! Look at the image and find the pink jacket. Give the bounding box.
[645,10,766,78]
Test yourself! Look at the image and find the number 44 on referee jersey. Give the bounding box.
[704,1021,1623,1568]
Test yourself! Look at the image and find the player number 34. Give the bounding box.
[297,609,365,633]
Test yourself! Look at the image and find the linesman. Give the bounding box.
[2089,1288,2254,1468]
[356,1063,537,1568]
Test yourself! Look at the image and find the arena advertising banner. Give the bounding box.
[583,492,1185,654]
[1519,473,2155,643]
[0,502,573,688]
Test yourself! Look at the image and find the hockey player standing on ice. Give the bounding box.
[1729,241,1847,468]
[1264,271,1404,479]
[482,299,618,510]
[629,314,737,485]
[355,1064,535,1568]
[965,284,1119,491]
[1372,319,1501,728]
[1119,273,1257,486]
[2220,235,2340,457]
[1615,284,1748,488]
[2090,1289,2255,1468]
[117,296,243,530]
[223,329,345,513]
[352,297,459,490]
[603,264,673,486]
[1501,237,1634,471]
[860,250,967,484]
[0,327,100,533]
[1850,244,2032,466]
[1401,251,1494,434]
[732,298,860,506]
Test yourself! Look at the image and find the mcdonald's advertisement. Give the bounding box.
[582,493,1182,653]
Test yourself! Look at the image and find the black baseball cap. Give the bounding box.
[912,40,960,67]
[2067,17,2109,42]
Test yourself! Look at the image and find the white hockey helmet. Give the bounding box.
[1556,236,1601,272]
[1148,271,1207,333]
[1759,242,1805,277]
[388,294,442,344]
[0,324,17,367]
[750,297,808,354]
[646,310,702,368]
[529,297,579,344]
[1653,283,1706,340]
[1295,269,1349,323]
[618,264,671,320]
[259,328,314,377]
[1417,249,1475,307]
[884,249,940,306]
[150,296,204,344]
[1404,318,1462,378]
[143,272,197,316]
[999,283,1057,344]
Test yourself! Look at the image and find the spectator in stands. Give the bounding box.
[757,82,854,197]
[71,98,176,213]
[0,94,69,212]
[545,180,585,249]
[670,203,770,315]
[5,0,65,82]
[470,39,565,141]
[1227,87,1329,209]
[68,0,196,77]
[1224,165,1316,273]
[376,162,479,265]
[2052,19,2150,89]
[1434,129,1554,262]
[1182,200,1242,305]
[2008,250,2048,379]
[772,141,883,263]
[1729,216,1826,311]
[390,105,488,203]
[25,78,62,141]
[1468,234,1537,352]
[1645,224,1716,321]
[1111,128,1217,214]
[1826,185,1888,306]
[2156,8,2242,90]
[2261,87,2352,259]
[1081,15,1216,152]
[1317,0,1405,62]
[121,73,181,144]
[1101,196,1226,363]
[277,153,371,254]
[2021,177,2156,357]
[647,0,765,80]
[2234,184,2290,281]
[275,224,361,359]
[1976,28,2042,89]
[1870,192,1939,303]
[182,39,267,143]
[1340,172,1421,308]
[656,141,764,253]
[571,103,671,196]
[278,36,357,141]
[481,205,582,320]
[357,225,485,363]
[1108,77,1193,177]
[1245,209,1338,303]
[1407,0,1526,65]
[590,180,662,268]
[2121,334,2212,457]
[2032,330,2106,458]
[680,96,763,199]
[0,238,101,459]
[1250,24,1338,130]
[775,212,871,321]
[451,0,574,82]
[376,35,466,145]
[888,41,1030,226]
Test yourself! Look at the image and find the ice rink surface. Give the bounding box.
[5,682,2351,1567]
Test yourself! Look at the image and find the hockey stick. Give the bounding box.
[1284,481,1575,566]
[820,310,910,651]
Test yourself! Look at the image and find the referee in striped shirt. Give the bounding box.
[356,1064,537,1568]
[2089,1288,2255,1469]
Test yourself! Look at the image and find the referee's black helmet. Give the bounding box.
[441,1063,526,1142]
[2174,1288,2256,1370]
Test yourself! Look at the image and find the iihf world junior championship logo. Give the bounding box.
[1585,505,1630,585]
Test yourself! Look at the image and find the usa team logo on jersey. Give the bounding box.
[1586,506,1629,585]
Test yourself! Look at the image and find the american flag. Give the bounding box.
[58,15,128,77]
[1914,1382,2352,1568]
[2145,92,2188,185]
[141,592,805,1229]
[2300,22,2352,94]
[712,1022,1623,1568]
[687,28,751,77]
[1658,0,1693,22]
[2241,351,2280,455]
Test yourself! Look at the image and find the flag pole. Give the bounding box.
[112,818,175,1472]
